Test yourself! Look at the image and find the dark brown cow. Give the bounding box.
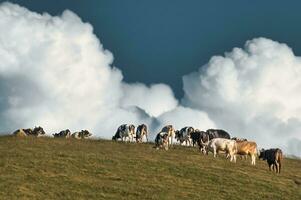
[259,148,283,173]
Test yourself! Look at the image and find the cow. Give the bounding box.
[192,129,208,148]
[53,129,71,138]
[136,124,148,143]
[235,141,258,165]
[201,138,237,162]
[12,126,45,137]
[259,148,283,173]
[31,126,46,137]
[154,132,169,150]
[71,130,92,139]
[13,128,32,137]
[160,125,175,146]
[112,124,135,142]
[206,129,231,140]
[175,127,194,146]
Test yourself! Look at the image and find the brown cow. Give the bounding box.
[235,141,258,165]
[259,148,283,173]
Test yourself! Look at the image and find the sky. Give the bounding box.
[0,1,301,157]
[4,0,301,98]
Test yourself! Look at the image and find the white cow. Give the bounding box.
[201,138,237,162]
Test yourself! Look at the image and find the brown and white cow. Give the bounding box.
[13,126,45,137]
[154,132,169,150]
[136,124,148,143]
[160,125,175,146]
[235,141,258,165]
[201,138,237,162]
[72,130,92,139]
[259,148,283,173]
[112,124,135,142]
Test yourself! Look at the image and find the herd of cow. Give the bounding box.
[112,124,284,174]
[12,124,283,174]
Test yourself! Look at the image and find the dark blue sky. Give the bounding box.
[4,0,301,98]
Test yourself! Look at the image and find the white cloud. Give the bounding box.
[182,38,301,157]
[0,2,179,137]
[121,83,178,117]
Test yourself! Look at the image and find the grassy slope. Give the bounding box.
[0,136,300,200]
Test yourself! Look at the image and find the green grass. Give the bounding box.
[0,136,300,200]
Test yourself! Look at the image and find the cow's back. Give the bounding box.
[236,141,257,155]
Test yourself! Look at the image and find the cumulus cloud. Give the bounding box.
[121,83,178,117]
[182,38,301,157]
[0,2,181,137]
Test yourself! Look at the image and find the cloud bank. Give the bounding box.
[183,38,301,157]
[0,2,213,138]
[0,3,300,157]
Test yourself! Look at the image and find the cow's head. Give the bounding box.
[188,127,194,135]
[199,137,209,155]
[175,130,181,141]
[162,133,169,150]
[129,124,135,134]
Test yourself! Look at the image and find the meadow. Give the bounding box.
[0,136,300,200]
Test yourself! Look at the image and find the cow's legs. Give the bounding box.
[275,163,279,173]
[251,155,255,165]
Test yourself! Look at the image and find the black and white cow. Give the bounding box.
[72,130,92,139]
[136,124,148,143]
[112,124,135,142]
[53,129,71,138]
[175,127,194,146]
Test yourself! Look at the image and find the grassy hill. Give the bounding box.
[0,136,300,200]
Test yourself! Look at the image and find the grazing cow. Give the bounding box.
[201,138,237,162]
[175,127,194,146]
[259,148,283,173]
[31,126,46,137]
[136,124,148,143]
[191,129,206,147]
[235,141,258,165]
[206,129,231,140]
[112,124,135,142]
[53,129,71,138]
[160,125,175,146]
[72,130,92,139]
[13,128,32,137]
[13,127,45,137]
[154,132,169,150]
